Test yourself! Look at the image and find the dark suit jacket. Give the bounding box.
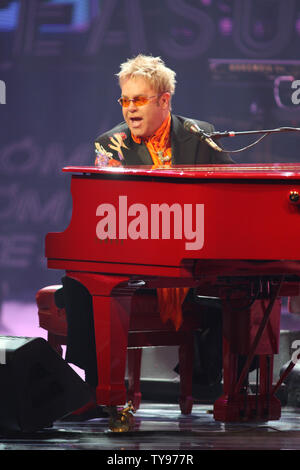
[95,114,234,165]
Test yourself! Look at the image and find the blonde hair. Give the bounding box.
[117,54,176,96]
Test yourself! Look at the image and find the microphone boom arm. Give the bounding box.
[205,126,300,154]
[209,126,300,139]
[184,120,300,154]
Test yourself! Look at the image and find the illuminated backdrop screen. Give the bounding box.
[0,0,299,298]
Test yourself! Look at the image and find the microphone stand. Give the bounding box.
[204,126,300,154]
[209,126,300,139]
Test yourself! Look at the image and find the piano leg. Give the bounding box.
[178,336,194,415]
[127,348,142,410]
[92,294,132,405]
[65,272,133,407]
[214,291,282,422]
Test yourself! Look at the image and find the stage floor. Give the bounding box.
[1,300,300,454]
[1,403,300,452]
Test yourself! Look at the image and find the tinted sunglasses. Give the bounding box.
[117,94,164,107]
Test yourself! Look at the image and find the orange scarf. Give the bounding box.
[131,113,189,329]
[156,287,189,331]
[132,113,172,167]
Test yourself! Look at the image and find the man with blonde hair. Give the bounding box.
[59,56,233,412]
[80,54,232,393]
[94,54,233,167]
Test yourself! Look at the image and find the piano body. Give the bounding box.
[45,163,300,422]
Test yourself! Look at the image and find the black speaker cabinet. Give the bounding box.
[0,336,93,432]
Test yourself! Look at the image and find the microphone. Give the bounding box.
[184,120,223,152]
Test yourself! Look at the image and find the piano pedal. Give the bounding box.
[106,401,136,432]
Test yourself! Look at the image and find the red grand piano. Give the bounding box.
[45,163,300,422]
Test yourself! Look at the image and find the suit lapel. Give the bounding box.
[171,115,197,165]
[133,142,153,165]
[121,130,153,165]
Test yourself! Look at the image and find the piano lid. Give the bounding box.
[62,163,300,180]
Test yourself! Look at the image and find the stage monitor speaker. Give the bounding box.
[0,336,93,433]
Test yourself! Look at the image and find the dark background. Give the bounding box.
[0,0,300,301]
